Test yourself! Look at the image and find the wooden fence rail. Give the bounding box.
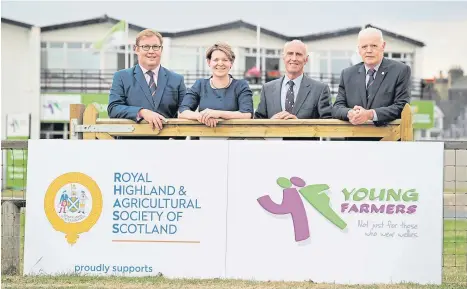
[69,103,413,141]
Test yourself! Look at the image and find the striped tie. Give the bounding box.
[285,80,295,113]
[366,68,376,98]
[147,71,157,97]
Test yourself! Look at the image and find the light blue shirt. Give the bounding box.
[280,73,304,111]
[364,62,382,121]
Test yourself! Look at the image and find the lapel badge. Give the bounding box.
[382,72,385,75]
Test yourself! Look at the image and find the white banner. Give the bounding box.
[24,140,229,278]
[41,94,81,121]
[226,141,443,285]
[6,113,30,137]
[24,140,444,284]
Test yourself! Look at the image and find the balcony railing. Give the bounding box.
[40,69,423,97]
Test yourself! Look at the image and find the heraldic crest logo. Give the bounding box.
[44,172,103,245]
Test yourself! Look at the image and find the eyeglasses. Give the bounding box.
[137,45,163,51]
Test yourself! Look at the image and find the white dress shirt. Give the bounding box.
[140,64,160,86]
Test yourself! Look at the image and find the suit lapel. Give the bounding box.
[134,65,155,110]
[357,64,368,108]
[272,76,284,113]
[292,75,311,115]
[153,66,168,111]
[367,58,389,108]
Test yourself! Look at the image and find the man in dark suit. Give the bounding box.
[108,29,186,131]
[254,40,332,121]
[332,27,411,127]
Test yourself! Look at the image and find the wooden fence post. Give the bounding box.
[400,104,414,141]
[83,104,99,140]
[70,104,86,139]
[1,201,21,275]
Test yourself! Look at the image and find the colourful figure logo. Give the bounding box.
[44,172,103,245]
[257,177,347,242]
[43,102,62,114]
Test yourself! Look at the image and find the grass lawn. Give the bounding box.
[2,213,465,288]
[443,220,467,271]
[1,275,466,289]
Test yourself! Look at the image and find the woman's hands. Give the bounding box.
[197,109,221,127]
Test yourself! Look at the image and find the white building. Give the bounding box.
[1,15,426,140]
[38,15,425,80]
[1,18,41,140]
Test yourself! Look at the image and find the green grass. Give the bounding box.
[4,213,465,288]
[443,220,467,268]
[2,275,467,289]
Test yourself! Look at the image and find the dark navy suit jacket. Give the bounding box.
[108,65,186,121]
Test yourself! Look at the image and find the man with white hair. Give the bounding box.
[255,40,332,120]
[332,27,411,126]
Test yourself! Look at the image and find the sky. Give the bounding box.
[2,0,467,77]
[2,1,467,36]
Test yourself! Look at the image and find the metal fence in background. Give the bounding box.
[1,140,28,201]
[40,68,424,97]
[1,140,27,275]
[1,140,465,285]
[443,142,467,284]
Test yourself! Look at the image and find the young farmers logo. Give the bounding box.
[257,177,347,242]
[44,172,103,245]
[43,101,62,115]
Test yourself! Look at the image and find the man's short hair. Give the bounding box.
[358,27,384,42]
[206,42,236,63]
[135,29,164,46]
[283,39,308,56]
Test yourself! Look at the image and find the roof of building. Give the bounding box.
[40,14,173,35]
[1,17,33,29]
[39,14,425,47]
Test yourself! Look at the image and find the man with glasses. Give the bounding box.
[108,29,186,131]
[332,27,411,127]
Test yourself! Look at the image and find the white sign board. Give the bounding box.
[24,140,229,278]
[41,94,81,121]
[6,113,30,137]
[226,141,443,285]
[24,140,444,285]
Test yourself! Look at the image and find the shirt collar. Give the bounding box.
[140,64,160,76]
[364,60,382,73]
[284,73,304,87]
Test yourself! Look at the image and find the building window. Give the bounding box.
[169,46,201,72]
[49,42,64,48]
[40,122,68,139]
[67,42,83,49]
[46,48,66,69]
[41,50,48,69]
[316,50,354,75]
[331,59,351,74]
[386,52,413,68]
[67,50,100,70]
[319,59,328,74]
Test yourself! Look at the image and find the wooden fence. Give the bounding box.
[69,103,413,141]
